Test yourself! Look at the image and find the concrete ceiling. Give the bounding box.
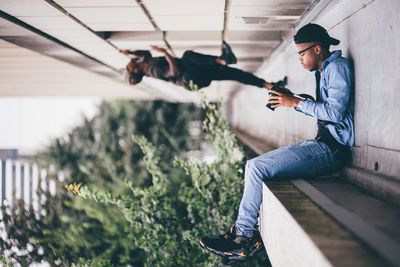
[0,39,157,99]
[0,0,318,100]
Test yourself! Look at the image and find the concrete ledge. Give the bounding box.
[260,182,390,267]
[260,182,332,267]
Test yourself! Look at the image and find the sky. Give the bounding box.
[0,97,100,155]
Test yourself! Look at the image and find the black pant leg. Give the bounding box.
[207,65,266,88]
[182,50,218,66]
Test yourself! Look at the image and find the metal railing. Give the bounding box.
[0,159,57,218]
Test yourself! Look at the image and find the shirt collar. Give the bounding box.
[321,50,342,70]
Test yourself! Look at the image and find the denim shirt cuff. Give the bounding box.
[294,99,313,113]
[296,99,304,109]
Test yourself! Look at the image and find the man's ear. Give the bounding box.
[315,44,322,55]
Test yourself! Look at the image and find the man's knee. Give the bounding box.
[245,158,271,181]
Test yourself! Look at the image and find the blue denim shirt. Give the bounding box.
[295,50,354,148]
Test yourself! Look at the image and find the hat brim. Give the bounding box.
[330,37,340,45]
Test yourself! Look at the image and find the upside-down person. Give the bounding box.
[120,41,273,91]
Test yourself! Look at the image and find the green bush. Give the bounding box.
[1,101,200,266]
[71,101,269,266]
[1,100,269,266]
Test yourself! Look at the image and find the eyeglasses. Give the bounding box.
[297,44,317,57]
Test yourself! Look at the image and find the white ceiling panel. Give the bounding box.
[0,19,36,36]
[228,0,310,32]
[0,0,61,17]
[226,31,282,42]
[56,0,138,7]
[173,44,274,58]
[12,16,127,69]
[161,31,221,53]
[154,16,223,31]
[62,39,115,51]
[230,6,303,18]
[171,46,221,58]
[44,29,106,41]
[231,0,313,6]
[228,24,291,31]
[64,7,149,24]
[228,16,297,31]
[0,40,155,99]
[15,16,83,30]
[167,40,221,47]
[109,32,162,47]
[166,31,221,42]
[226,44,276,58]
[49,32,107,49]
[144,0,224,31]
[88,23,154,32]
[109,31,164,41]
[144,0,224,16]
[108,32,164,50]
[1,2,131,69]
[110,40,165,51]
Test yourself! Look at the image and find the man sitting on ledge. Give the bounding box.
[120,41,273,91]
[199,23,354,262]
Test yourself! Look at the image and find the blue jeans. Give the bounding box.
[235,140,340,237]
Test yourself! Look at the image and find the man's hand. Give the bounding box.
[267,88,301,109]
[119,49,132,55]
[150,45,167,54]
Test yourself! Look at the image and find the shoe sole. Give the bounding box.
[198,239,226,257]
[220,246,264,265]
[222,257,246,265]
[249,246,264,257]
[221,42,237,64]
[198,239,248,261]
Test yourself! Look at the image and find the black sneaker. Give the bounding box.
[220,41,237,65]
[274,76,288,87]
[199,224,237,255]
[199,225,264,262]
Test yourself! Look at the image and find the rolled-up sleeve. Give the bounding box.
[295,62,352,123]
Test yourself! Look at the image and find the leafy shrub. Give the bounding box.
[70,101,268,266]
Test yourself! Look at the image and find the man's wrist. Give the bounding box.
[292,97,302,108]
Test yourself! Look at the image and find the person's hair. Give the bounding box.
[127,58,140,71]
[318,42,330,52]
[123,59,145,85]
[128,72,144,85]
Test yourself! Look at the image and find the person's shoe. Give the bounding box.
[199,224,237,254]
[248,229,264,257]
[199,225,264,261]
[220,41,237,65]
[274,76,288,87]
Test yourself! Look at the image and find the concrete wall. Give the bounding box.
[229,0,400,181]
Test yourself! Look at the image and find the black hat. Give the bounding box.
[294,23,340,46]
